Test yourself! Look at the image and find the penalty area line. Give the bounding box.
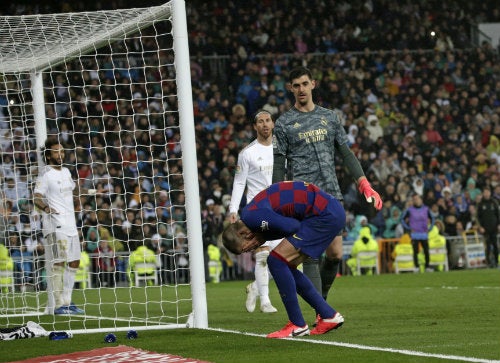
[207,327,500,363]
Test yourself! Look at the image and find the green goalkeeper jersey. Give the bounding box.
[273,105,348,199]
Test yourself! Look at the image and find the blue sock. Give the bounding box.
[291,268,335,319]
[267,253,306,327]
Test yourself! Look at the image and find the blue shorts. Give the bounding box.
[287,197,345,259]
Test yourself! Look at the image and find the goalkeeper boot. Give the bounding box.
[267,321,310,338]
[310,312,344,335]
[245,282,258,313]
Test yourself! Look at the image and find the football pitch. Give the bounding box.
[2,268,499,363]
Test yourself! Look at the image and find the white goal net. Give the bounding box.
[0,0,207,334]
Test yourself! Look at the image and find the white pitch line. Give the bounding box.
[207,327,500,363]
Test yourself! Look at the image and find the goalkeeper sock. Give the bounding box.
[63,266,78,306]
[51,265,65,308]
[254,250,271,306]
[302,257,322,294]
[267,252,305,327]
[291,267,335,319]
[320,257,341,300]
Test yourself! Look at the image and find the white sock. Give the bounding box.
[45,263,55,314]
[254,250,270,306]
[63,266,78,306]
[51,265,65,308]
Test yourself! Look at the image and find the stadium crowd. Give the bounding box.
[0,0,499,288]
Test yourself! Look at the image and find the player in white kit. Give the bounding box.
[34,139,88,315]
[229,110,279,313]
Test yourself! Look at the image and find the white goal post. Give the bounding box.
[0,0,207,334]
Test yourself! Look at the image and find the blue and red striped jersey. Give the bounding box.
[240,181,331,237]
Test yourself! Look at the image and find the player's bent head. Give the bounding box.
[222,223,243,255]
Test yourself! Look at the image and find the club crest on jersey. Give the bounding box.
[321,117,328,126]
[235,165,241,174]
[260,220,269,231]
[293,122,300,128]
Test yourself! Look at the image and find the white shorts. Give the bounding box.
[44,232,81,264]
[262,239,282,251]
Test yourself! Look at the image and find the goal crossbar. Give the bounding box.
[0,4,171,73]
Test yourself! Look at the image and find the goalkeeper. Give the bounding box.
[272,66,382,302]
[222,181,345,338]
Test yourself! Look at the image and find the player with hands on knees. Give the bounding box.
[223,181,346,338]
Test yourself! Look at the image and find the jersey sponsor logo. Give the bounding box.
[298,128,327,144]
[259,164,273,172]
[260,220,269,231]
[60,186,73,193]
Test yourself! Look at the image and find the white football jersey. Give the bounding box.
[34,166,78,236]
[229,140,273,214]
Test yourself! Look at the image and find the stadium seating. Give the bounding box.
[428,247,449,272]
[394,253,416,274]
[0,269,15,292]
[356,251,380,275]
[133,263,158,287]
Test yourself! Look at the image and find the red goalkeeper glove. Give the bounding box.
[358,178,383,210]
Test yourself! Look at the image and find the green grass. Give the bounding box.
[2,269,500,363]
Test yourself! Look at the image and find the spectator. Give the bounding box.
[392,233,415,273]
[7,229,34,290]
[465,177,482,202]
[383,206,403,239]
[75,251,90,289]
[94,238,116,287]
[85,227,100,254]
[426,222,448,272]
[477,187,499,268]
[365,114,384,143]
[207,242,222,283]
[347,215,377,241]
[0,243,14,293]
[127,245,157,286]
[174,231,189,283]
[346,226,379,276]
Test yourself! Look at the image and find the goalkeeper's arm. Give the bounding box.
[336,142,365,181]
[337,143,382,210]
